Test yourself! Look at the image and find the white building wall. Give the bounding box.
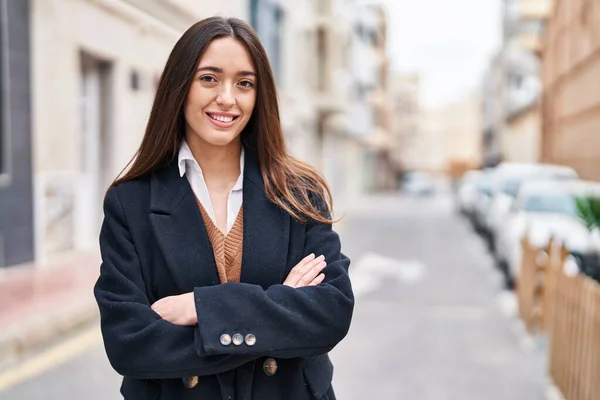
[277,0,319,166]
[31,0,218,261]
[170,0,249,19]
[319,0,381,203]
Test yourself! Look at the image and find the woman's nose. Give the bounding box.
[216,85,236,107]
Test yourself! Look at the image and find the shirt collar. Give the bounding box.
[178,140,245,192]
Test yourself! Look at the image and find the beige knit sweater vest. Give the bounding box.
[195,197,244,283]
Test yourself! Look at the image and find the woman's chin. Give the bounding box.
[189,130,241,148]
[205,134,240,147]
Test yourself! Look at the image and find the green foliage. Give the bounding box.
[576,196,600,231]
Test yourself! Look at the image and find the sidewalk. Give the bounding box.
[0,252,101,370]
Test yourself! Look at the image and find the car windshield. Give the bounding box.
[501,172,575,197]
[501,179,521,197]
[477,179,492,195]
[404,172,422,181]
[520,194,577,216]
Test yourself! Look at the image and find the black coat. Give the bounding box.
[93,150,354,400]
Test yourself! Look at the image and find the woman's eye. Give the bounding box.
[199,75,217,83]
[238,80,254,88]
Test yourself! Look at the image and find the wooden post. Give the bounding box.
[593,289,600,396]
[581,279,595,400]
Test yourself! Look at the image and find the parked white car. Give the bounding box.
[471,169,495,236]
[402,171,437,196]
[456,170,484,216]
[496,180,600,288]
[486,163,579,253]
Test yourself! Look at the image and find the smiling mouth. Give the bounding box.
[206,113,239,123]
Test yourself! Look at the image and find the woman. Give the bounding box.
[93,16,354,400]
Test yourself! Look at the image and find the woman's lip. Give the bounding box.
[206,113,237,128]
[206,111,240,118]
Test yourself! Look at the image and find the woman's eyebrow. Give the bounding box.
[197,66,256,77]
[238,70,256,77]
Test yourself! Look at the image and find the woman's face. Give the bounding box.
[184,37,257,148]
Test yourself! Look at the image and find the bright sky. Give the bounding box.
[377,0,503,108]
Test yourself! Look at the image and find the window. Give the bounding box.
[316,27,327,91]
[0,94,4,174]
[250,0,285,84]
[509,74,523,90]
[0,129,4,177]
[520,194,578,216]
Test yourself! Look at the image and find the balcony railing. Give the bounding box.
[505,16,544,39]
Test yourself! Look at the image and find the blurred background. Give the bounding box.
[1,0,599,399]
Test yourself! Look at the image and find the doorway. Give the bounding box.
[76,52,112,250]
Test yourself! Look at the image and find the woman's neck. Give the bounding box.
[185,134,242,191]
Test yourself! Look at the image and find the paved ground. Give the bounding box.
[0,193,548,399]
[331,194,547,399]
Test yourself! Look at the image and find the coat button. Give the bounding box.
[182,375,199,388]
[245,333,256,346]
[232,333,244,346]
[263,358,278,376]
[220,334,232,346]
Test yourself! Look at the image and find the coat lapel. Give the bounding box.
[241,150,290,289]
[148,149,290,293]
[149,163,219,293]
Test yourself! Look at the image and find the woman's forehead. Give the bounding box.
[199,37,255,73]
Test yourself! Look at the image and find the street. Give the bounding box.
[0,193,548,399]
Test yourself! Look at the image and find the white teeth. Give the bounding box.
[209,114,234,123]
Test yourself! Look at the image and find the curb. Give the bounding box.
[0,299,99,372]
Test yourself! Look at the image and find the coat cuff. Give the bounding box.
[193,285,259,356]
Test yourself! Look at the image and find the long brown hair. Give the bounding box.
[113,17,335,223]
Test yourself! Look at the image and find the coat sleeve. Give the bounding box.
[94,187,259,379]
[193,199,355,359]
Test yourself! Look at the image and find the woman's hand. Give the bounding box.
[151,292,197,326]
[283,253,327,288]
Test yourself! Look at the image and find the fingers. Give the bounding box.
[283,253,316,287]
[282,255,308,287]
[295,259,327,288]
[298,253,317,267]
[298,255,324,276]
[150,299,163,313]
[283,254,326,287]
[309,273,325,286]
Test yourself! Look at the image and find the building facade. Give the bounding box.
[504,102,541,163]
[311,0,395,206]
[540,0,600,180]
[444,92,483,171]
[0,0,34,268]
[365,5,395,192]
[481,0,553,166]
[410,92,483,175]
[31,0,199,265]
[389,74,421,175]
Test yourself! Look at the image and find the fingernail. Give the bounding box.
[318,255,325,261]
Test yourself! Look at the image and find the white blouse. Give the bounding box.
[178,140,244,234]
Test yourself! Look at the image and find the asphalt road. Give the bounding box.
[0,193,548,399]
